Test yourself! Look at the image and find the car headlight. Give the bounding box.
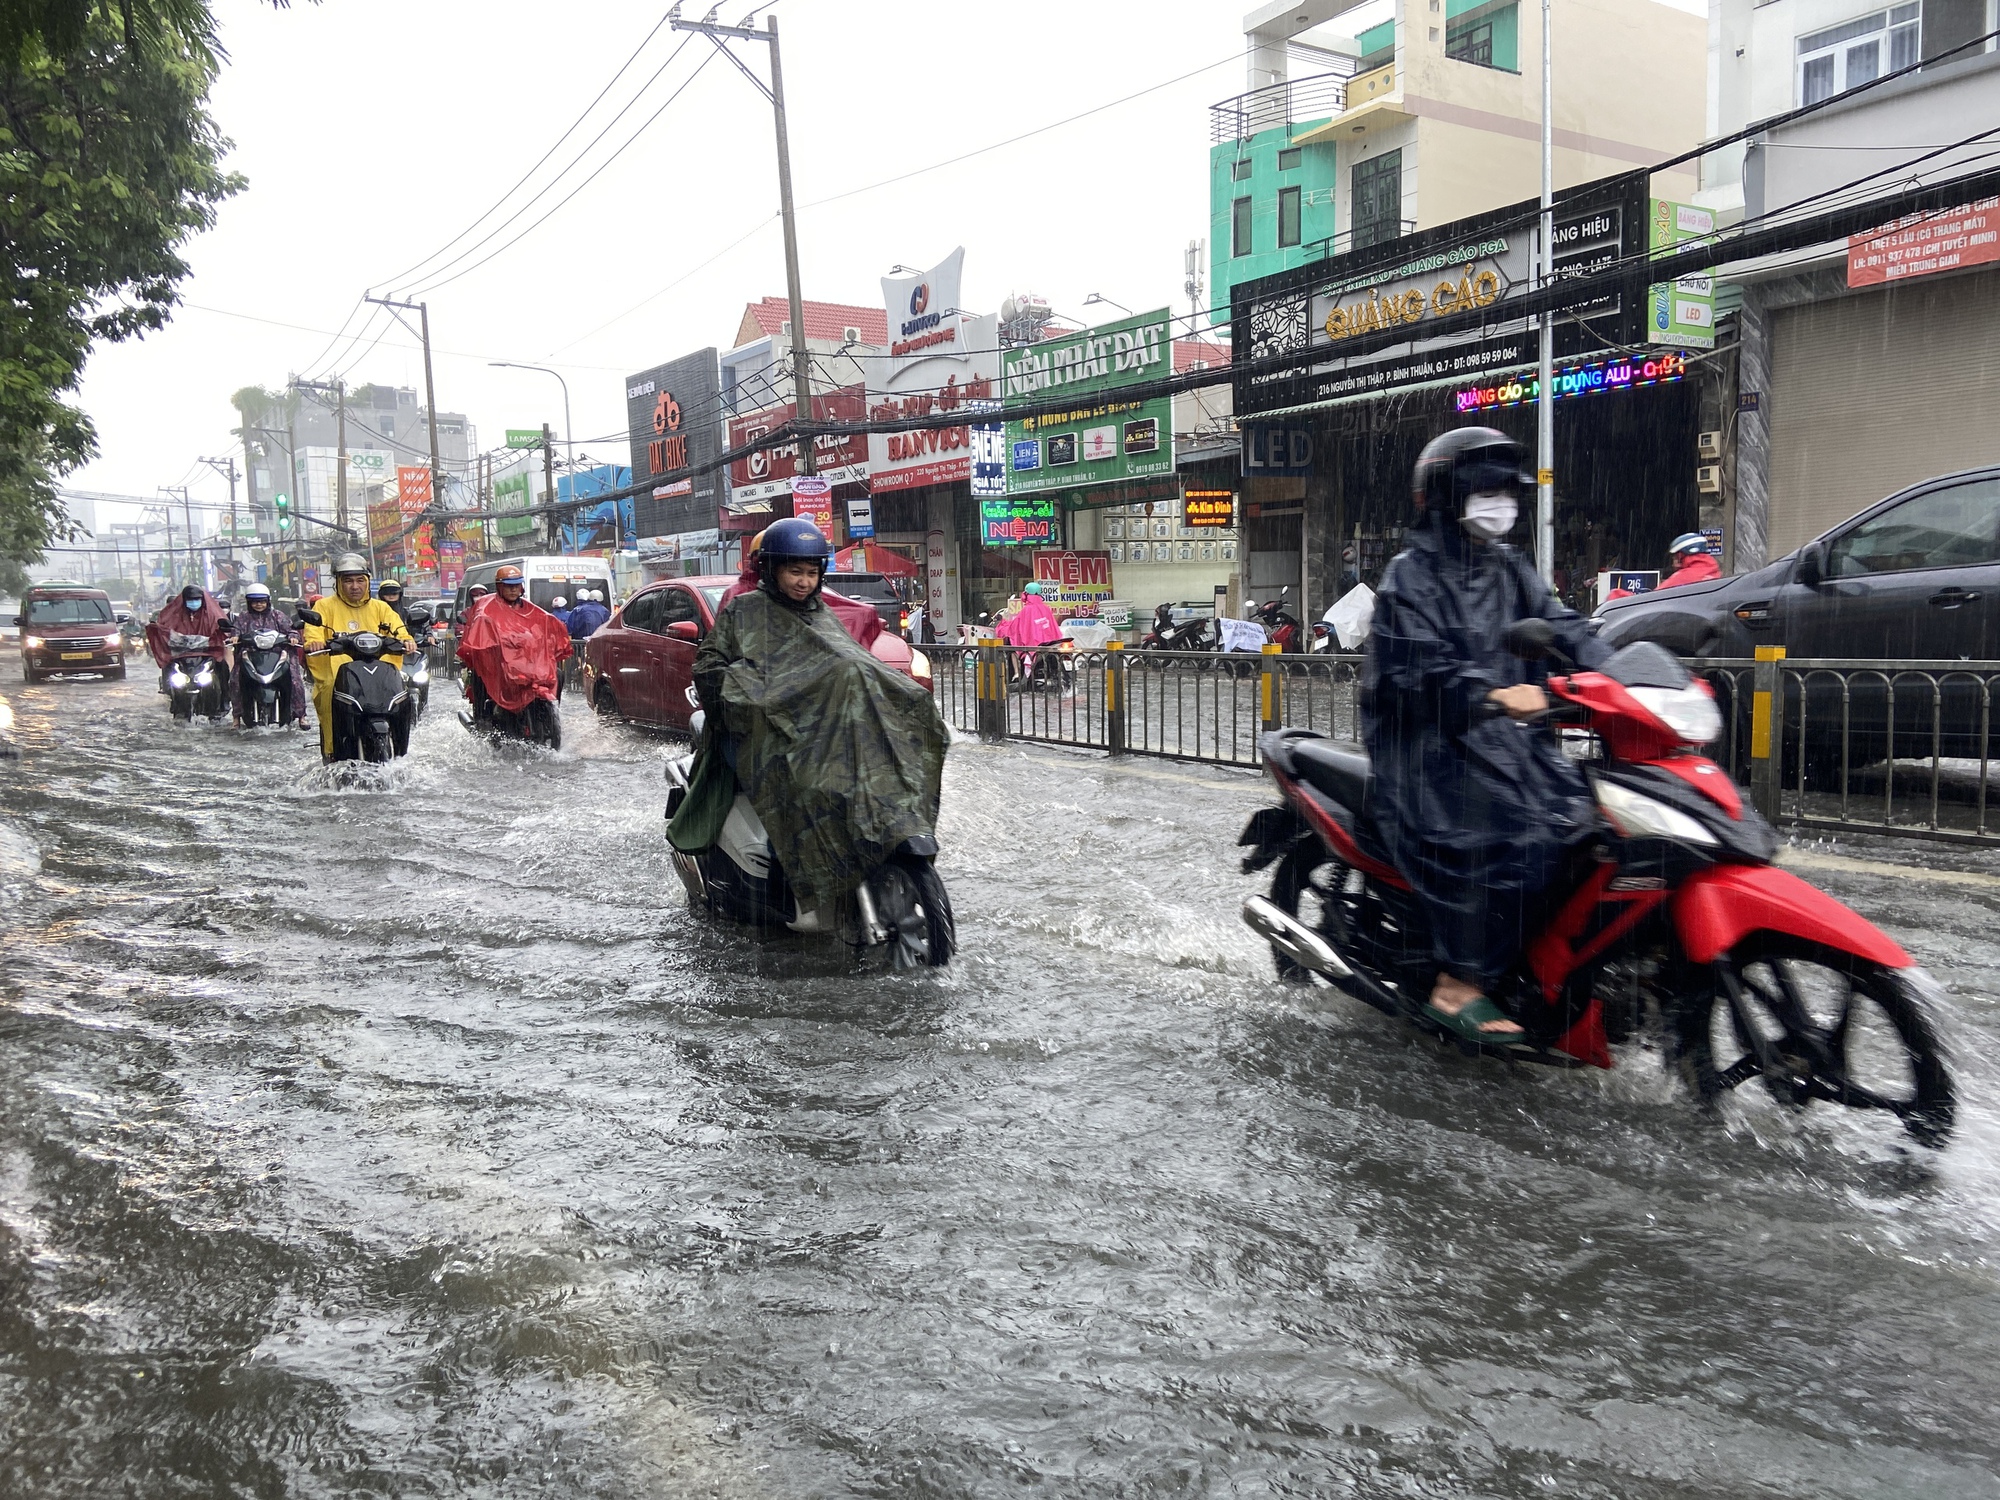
[908,649,932,684]
[168,670,190,689]
[22,635,43,650]
[1627,684,1721,745]
[1594,777,1717,845]
[103,632,121,647]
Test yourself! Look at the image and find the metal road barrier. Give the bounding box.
[937,643,2000,848]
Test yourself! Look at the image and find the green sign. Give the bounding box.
[1647,199,1715,350]
[505,429,545,450]
[979,494,1057,548]
[1003,309,1175,496]
[494,470,537,538]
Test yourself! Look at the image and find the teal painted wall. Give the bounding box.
[1446,0,1519,72]
[1209,123,1340,329]
[1356,18,1394,68]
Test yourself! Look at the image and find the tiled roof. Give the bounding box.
[736,298,889,347]
[1173,337,1232,372]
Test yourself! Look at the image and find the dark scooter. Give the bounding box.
[399,605,435,721]
[1251,587,1303,653]
[233,627,300,727]
[664,712,955,967]
[1238,618,1955,1147]
[299,610,411,765]
[1143,603,1217,656]
[163,631,228,722]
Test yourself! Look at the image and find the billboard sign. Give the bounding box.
[1031,549,1114,618]
[728,384,868,504]
[396,465,432,517]
[505,429,544,449]
[1002,309,1176,495]
[867,248,1003,493]
[790,474,833,533]
[1648,199,1715,349]
[493,454,539,539]
[1848,195,2000,287]
[980,494,1057,546]
[1233,180,1646,415]
[625,348,723,539]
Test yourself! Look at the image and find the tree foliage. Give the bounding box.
[0,1,243,564]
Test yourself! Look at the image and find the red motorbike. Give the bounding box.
[1239,620,1955,1147]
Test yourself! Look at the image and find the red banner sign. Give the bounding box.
[727,385,868,503]
[1848,197,2000,287]
[396,465,433,517]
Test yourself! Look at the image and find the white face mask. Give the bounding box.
[1460,491,1518,540]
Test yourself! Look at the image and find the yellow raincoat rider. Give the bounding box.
[303,553,411,758]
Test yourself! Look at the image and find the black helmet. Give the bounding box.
[1412,427,1531,519]
[180,584,204,605]
[376,579,402,598]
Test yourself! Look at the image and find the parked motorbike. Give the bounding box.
[163,631,228,722]
[664,712,955,967]
[400,605,435,720]
[1143,603,1217,655]
[298,610,411,765]
[1251,588,1303,653]
[1238,618,1955,1147]
[232,627,299,727]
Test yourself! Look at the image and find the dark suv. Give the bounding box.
[1596,467,2000,772]
[16,583,126,682]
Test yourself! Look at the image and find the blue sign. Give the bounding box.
[1011,439,1042,473]
[1241,425,1314,476]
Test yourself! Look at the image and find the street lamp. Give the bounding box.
[489,361,574,553]
[1083,292,1136,319]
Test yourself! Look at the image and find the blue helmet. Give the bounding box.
[1669,532,1709,558]
[761,517,833,560]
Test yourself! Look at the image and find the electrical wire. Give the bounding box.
[373,12,682,293]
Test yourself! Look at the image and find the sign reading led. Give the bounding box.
[1452,352,1686,414]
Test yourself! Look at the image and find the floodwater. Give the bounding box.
[3,664,2000,1498]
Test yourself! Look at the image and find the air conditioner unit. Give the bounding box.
[843,326,861,344]
[1696,464,1722,494]
[1697,429,1723,459]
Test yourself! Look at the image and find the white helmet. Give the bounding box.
[552,595,568,609]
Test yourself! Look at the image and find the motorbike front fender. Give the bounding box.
[1671,863,1910,969]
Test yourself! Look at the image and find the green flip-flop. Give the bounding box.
[1423,995,1532,1049]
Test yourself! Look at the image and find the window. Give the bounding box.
[1232,195,1254,257]
[27,596,112,625]
[1277,147,1302,171]
[1230,158,1252,182]
[1447,19,1493,65]
[1797,5,1918,105]
[655,587,703,634]
[621,590,663,631]
[1827,479,2000,576]
[1350,150,1403,251]
[1277,186,1302,248]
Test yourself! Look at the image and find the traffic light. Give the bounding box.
[274,493,291,532]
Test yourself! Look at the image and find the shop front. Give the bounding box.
[1233,173,1725,615]
[624,347,726,581]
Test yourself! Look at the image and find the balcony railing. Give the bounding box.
[1209,71,1351,144]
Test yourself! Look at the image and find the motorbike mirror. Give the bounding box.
[296,608,322,626]
[406,605,433,625]
[1504,618,1558,660]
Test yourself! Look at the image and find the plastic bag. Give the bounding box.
[1327,583,1376,650]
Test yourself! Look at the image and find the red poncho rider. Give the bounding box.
[456,565,572,723]
[146,584,232,706]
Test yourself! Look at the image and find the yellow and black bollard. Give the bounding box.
[976,637,1007,744]
[1105,640,1127,755]
[1749,644,1786,819]
[1260,641,1284,735]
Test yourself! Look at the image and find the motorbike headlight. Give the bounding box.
[1626,684,1721,745]
[908,649,932,684]
[22,635,43,650]
[410,665,430,684]
[1594,777,1717,845]
[192,668,214,687]
[168,670,190,689]
[103,632,122,647]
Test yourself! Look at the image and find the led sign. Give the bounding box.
[1183,489,1236,529]
[980,494,1057,546]
[1452,352,1686,414]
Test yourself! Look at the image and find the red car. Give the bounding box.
[584,574,929,732]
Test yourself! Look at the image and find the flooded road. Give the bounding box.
[4,663,2000,1498]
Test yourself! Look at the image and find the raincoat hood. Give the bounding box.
[145,594,229,666]
[457,598,573,714]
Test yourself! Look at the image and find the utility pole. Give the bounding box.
[671,7,815,473]
[366,295,445,534]
[154,498,179,592]
[198,456,241,594]
[1534,0,1556,587]
[490,361,574,551]
[542,423,558,554]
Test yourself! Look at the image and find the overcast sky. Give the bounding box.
[69,0,1704,526]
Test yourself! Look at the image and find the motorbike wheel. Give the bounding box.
[1675,942,1954,1147]
[529,698,562,750]
[171,694,192,722]
[875,853,955,968]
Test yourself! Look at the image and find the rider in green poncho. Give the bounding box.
[670,517,948,912]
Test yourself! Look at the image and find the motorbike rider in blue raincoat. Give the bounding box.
[1359,428,1607,1044]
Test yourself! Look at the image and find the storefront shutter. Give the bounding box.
[1768,265,2000,556]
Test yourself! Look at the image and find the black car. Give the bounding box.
[1595,466,2000,776]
